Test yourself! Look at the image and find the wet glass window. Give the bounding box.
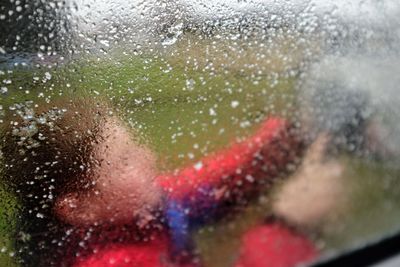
[1,0,400,266]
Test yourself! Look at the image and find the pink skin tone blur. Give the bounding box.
[55,118,162,226]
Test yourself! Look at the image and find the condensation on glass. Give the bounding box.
[0,0,400,266]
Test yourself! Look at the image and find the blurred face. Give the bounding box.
[54,118,162,226]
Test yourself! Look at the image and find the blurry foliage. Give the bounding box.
[0,184,18,267]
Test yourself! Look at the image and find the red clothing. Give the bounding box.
[157,117,301,201]
[74,223,317,267]
[72,118,317,267]
[75,236,170,267]
[236,223,317,267]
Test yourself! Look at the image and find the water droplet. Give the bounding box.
[209,108,217,116]
[44,72,52,80]
[194,161,203,171]
[231,101,240,109]
[186,78,195,91]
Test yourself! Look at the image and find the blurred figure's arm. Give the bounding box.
[157,117,303,204]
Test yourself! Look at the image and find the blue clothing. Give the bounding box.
[164,185,219,258]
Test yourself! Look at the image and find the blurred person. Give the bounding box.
[1,97,318,267]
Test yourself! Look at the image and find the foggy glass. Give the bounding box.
[1,0,400,266]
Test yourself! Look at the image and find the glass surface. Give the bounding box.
[1,0,400,266]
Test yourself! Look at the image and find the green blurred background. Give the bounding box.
[1,32,400,267]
